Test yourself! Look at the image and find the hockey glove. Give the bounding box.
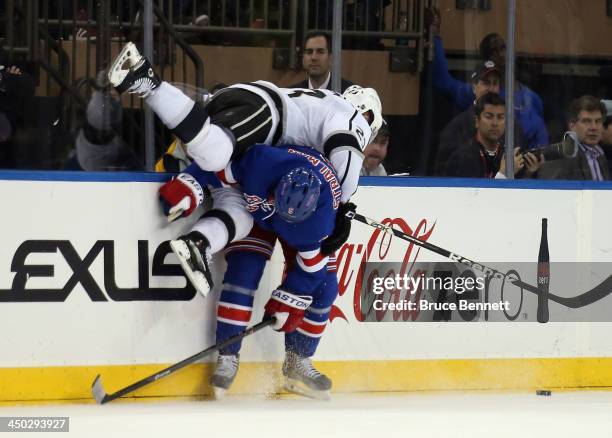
[264,289,313,333]
[320,202,356,256]
[159,173,205,221]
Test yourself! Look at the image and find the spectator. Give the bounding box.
[290,31,353,93]
[0,60,36,168]
[361,121,389,176]
[444,93,541,178]
[435,60,505,175]
[601,100,612,147]
[64,71,142,171]
[601,100,612,176]
[538,96,610,181]
[427,8,548,149]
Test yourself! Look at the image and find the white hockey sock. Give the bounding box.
[187,123,234,171]
[145,81,195,129]
[191,217,230,254]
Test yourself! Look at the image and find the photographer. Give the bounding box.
[444,93,541,179]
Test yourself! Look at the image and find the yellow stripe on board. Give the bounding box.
[1,358,612,403]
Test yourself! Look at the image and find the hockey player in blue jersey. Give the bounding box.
[159,144,346,399]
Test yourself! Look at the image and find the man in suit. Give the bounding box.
[539,96,610,181]
[290,31,353,93]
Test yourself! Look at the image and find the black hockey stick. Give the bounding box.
[348,211,509,280]
[92,317,275,404]
[349,211,612,310]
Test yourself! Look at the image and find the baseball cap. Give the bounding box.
[470,60,501,83]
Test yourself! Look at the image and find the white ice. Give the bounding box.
[1,391,611,438]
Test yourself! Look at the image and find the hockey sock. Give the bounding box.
[191,216,230,254]
[145,82,195,129]
[216,251,268,354]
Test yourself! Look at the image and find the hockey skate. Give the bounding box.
[210,354,239,399]
[282,351,331,400]
[170,232,214,297]
[107,42,160,97]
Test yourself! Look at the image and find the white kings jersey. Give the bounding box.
[230,80,372,202]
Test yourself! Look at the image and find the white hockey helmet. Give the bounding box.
[342,85,383,140]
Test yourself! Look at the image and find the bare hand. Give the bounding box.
[499,148,524,176]
[523,152,543,176]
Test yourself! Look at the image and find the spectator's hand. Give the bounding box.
[6,66,21,75]
[74,28,88,40]
[523,152,543,177]
[500,148,524,176]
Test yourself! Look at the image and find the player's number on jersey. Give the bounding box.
[288,89,327,99]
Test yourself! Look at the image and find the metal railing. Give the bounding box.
[1,0,207,170]
[0,0,426,170]
[305,0,426,70]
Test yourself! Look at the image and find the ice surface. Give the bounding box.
[1,391,611,438]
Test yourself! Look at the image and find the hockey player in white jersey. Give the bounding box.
[108,43,381,199]
[107,42,382,292]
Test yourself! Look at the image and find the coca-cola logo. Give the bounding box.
[331,217,436,323]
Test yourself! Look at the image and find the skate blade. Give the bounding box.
[212,386,227,400]
[169,240,211,298]
[108,42,140,86]
[284,378,330,401]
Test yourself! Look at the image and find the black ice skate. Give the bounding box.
[210,353,240,399]
[282,351,331,400]
[170,232,214,297]
[107,42,160,97]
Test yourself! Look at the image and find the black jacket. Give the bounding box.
[290,76,354,93]
[435,106,525,176]
[444,137,504,178]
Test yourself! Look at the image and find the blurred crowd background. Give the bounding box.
[0,0,611,180]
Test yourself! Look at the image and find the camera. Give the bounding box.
[522,131,578,161]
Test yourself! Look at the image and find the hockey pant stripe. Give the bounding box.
[296,317,327,338]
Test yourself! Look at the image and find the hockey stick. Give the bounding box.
[349,211,612,311]
[92,317,275,404]
[348,211,509,281]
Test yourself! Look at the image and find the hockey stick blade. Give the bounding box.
[90,317,275,404]
[92,375,110,405]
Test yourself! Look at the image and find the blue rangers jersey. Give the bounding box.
[186,144,341,296]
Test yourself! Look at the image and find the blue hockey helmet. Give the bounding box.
[274,167,321,223]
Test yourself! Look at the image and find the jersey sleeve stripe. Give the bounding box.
[323,132,362,156]
[296,250,329,272]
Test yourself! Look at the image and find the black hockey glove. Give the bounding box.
[320,202,356,256]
